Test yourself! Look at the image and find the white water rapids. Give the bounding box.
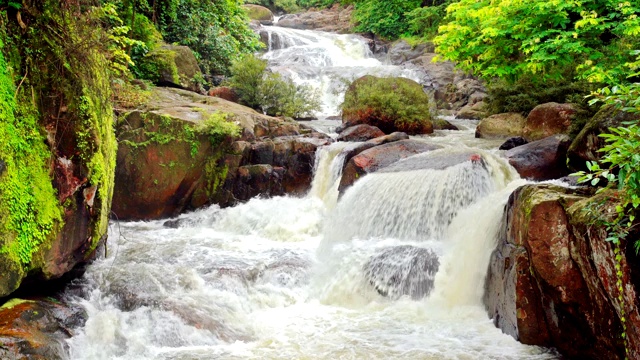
[63,26,560,360]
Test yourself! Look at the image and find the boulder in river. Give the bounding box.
[364,246,440,299]
[276,4,354,33]
[522,102,576,141]
[475,113,526,139]
[337,124,385,142]
[505,135,571,181]
[342,76,434,135]
[243,4,274,25]
[498,137,528,151]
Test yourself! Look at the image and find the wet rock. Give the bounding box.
[457,101,486,120]
[276,4,354,33]
[243,4,274,25]
[523,102,576,141]
[208,86,239,103]
[378,150,484,173]
[339,140,440,192]
[432,118,459,131]
[506,135,571,181]
[387,40,434,65]
[113,87,328,220]
[364,246,440,299]
[568,106,640,171]
[498,137,528,151]
[337,124,385,142]
[475,113,526,139]
[341,132,410,165]
[0,298,86,360]
[485,184,640,359]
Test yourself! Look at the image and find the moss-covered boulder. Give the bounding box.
[568,106,640,171]
[243,4,274,25]
[136,44,203,93]
[113,87,330,220]
[485,184,640,359]
[341,76,434,135]
[475,112,526,139]
[0,3,116,297]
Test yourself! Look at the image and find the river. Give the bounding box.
[64,25,559,360]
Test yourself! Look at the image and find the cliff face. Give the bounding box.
[485,185,640,359]
[0,2,117,297]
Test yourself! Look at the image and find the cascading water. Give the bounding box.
[61,22,560,359]
[64,117,559,359]
[260,26,427,133]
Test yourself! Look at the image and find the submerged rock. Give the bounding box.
[363,246,440,299]
[0,298,86,360]
[485,184,640,359]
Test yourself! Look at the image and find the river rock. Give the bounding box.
[112,87,330,220]
[364,246,440,299]
[409,53,456,91]
[243,4,274,25]
[387,40,434,65]
[475,113,526,139]
[506,135,571,180]
[0,298,86,360]
[485,184,640,359]
[337,124,385,142]
[432,118,459,131]
[523,102,577,141]
[498,137,528,151]
[457,101,486,120]
[568,106,640,171]
[339,140,440,192]
[276,4,353,33]
[342,76,434,135]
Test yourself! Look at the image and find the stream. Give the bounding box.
[64,25,560,360]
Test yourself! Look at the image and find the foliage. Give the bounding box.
[404,0,451,41]
[484,73,596,116]
[434,0,640,82]
[159,0,262,75]
[341,75,432,134]
[197,111,242,145]
[228,54,321,118]
[352,0,421,39]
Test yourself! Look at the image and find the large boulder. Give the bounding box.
[243,4,274,25]
[112,87,330,220]
[141,45,204,93]
[339,140,440,192]
[485,184,640,359]
[276,4,353,33]
[0,298,86,360]
[208,86,239,103]
[505,135,571,180]
[523,102,577,141]
[342,76,434,135]
[475,113,526,139]
[568,106,640,171]
[457,101,486,120]
[337,124,385,142]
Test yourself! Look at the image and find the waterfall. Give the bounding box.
[260,26,426,119]
[308,141,362,208]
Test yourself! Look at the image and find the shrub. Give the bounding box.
[341,75,433,134]
[228,54,321,118]
[352,0,421,39]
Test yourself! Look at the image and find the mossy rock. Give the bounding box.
[341,75,434,135]
[243,4,274,25]
[567,106,640,171]
[137,44,203,93]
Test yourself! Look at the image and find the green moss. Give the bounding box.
[0,298,34,310]
[0,40,63,269]
[135,48,180,84]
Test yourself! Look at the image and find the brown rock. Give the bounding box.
[208,86,239,103]
[337,124,385,142]
[485,184,638,359]
[276,5,353,33]
[506,135,571,180]
[0,299,86,360]
[523,102,577,141]
[475,113,526,139]
[339,140,440,192]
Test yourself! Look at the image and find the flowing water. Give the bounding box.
[64,26,560,360]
